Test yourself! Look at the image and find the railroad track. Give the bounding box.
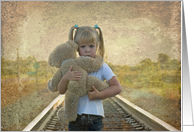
[22,95,179,131]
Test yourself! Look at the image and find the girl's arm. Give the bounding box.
[58,66,82,94]
[88,76,122,100]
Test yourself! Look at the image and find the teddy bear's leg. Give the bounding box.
[59,90,81,122]
[57,107,66,122]
[47,69,62,92]
[86,75,110,92]
[60,78,87,122]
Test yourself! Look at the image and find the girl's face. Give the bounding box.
[78,43,97,58]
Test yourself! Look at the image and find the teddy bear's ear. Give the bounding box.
[67,40,79,50]
[48,40,78,68]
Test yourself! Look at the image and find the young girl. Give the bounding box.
[58,25,122,131]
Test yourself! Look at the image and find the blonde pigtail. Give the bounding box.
[96,26,105,59]
[68,26,77,41]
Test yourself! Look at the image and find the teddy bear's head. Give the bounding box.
[48,40,78,68]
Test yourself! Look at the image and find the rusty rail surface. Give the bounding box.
[22,95,179,131]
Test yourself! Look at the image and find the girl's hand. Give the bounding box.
[63,66,82,81]
[58,66,82,94]
[88,86,101,100]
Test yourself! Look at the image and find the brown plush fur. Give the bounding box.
[47,40,109,122]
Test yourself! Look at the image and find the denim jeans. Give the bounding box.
[68,114,104,131]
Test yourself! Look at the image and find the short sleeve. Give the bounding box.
[102,63,116,82]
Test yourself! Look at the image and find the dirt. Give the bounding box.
[119,86,181,130]
[1,77,59,131]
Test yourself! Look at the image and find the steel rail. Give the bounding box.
[113,95,179,131]
[22,94,179,131]
[22,95,65,131]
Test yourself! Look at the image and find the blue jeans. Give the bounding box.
[68,114,104,131]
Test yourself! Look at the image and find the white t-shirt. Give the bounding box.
[77,63,116,117]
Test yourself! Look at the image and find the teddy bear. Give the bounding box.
[47,40,110,122]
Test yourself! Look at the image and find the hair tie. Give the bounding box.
[75,24,78,28]
[94,25,98,28]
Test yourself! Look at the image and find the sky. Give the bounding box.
[1,1,181,66]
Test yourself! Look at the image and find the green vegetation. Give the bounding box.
[107,53,181,100]
[1,55,57,81]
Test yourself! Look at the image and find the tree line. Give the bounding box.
[1,55,57,79]
[2,53,181,78]
[107,53,181,89]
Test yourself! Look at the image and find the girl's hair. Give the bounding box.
[68,25,105,58]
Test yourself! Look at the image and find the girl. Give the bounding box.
[58,25,122,131]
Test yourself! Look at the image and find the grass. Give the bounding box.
[115,69,181,101]
[1,73,54,107]
[140,83,181,100]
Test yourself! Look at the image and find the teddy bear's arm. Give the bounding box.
[86,75,110,92]
[47,69,63,92]
[75,55,103,73]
